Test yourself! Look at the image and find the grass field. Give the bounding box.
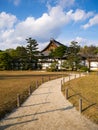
[62,74,98,124]
[0,71,66,120]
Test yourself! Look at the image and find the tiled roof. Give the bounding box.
[41,39,64,53]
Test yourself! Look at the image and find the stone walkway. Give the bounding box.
[0,74,98,130]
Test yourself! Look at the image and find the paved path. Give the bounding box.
[0,74,98,130]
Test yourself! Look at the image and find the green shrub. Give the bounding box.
[80,66,89,72]
[46,62,58,72]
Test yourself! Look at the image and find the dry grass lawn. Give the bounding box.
[0,71,66,120]
[62,74,98,124]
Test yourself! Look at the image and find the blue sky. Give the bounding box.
[0,0,98,50]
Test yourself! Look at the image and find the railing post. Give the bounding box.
[36,80,38,88]
[69,75,70,81]
[61,80,63,86]
[65,88,68,99]
[49,76,50,81]
[79,98,82,113]
[63,77,65,84]
[42,77,44,84]
[29,86,32,95]
[17,94,20,107]
[61,80,63,90]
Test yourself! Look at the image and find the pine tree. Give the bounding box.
[26,37,39,69]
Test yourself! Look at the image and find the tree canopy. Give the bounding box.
[50,45,67,58]
[67,41,81,70]
[0,38,98,71]
[26,38,39,70]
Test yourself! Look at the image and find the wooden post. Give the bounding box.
[49,76,50,81]
[63,77,65,84]
[69,75,70,81]
[75,74,76,79]
[79,98,82,113]
[64,77,66,82]
[42,77,44,84]
[65,88,68,99]
[29,86,32,95]
[36,80,38,88]
[17,94,20,107]
[61,80,63,86]
[61,80,63,90]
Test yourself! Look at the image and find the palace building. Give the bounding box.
[38,39,66,70]
[38,39,98,71]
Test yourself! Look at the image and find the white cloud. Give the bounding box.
[38,42,49,51]
[67,9,93,22]
[82,14,98,29]
[0,6,95,50]
[75,36,98,46]
[57,0,75,8]
[75,36,87,46]
[42,0,75,7]
[14,6,71,42]
[0,12,17,29]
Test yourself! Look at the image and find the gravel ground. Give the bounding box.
[0,74,98,130]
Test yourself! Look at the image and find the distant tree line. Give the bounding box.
[0,38,39,70]
[0,37,98,71]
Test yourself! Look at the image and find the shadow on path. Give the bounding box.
[32,92,52,96]
[21,102,50,108]
[5,105,73,121]
[0,118,38,130]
